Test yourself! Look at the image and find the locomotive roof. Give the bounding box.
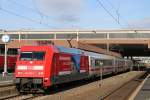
[56,46,83,55]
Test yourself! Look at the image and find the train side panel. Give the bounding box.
[51,53,89,85]
[87,51,116,77]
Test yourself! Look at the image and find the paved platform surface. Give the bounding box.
[134,75,150,100]
[32,71,144,100]
[0,73,13,82]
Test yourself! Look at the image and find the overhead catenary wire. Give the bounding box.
[32,0,46,18]
[96,0,123,28]
[0,7,56,28]
[104,0,131,27]
[5,0,54,28]
[104,0,120,22]
[105,0,116,10]
[9,0,36,12]
[9,0,47,19]
[7,0,47,22]
[32,0,50,25]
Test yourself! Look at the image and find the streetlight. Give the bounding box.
[1,34,11,77]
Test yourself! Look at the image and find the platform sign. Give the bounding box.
[1,34,10,43]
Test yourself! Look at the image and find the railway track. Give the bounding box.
[0,90,43,100]
[0,82,43,100]
[0,81,18,100]
[0,80,13,87]
[103,70,149,100]
[5,94,43,100]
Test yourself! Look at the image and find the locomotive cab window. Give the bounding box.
[33,52,45,60]
[20,52,45,61]
[20,52,32,60]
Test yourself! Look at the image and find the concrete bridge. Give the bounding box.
[0,29,150,56]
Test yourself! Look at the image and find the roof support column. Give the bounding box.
[148,40,150,48]
[107,33,110,51]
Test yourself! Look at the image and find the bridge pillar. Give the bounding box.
[148,40,150,48]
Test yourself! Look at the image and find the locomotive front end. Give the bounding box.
[15,51,45,93]
[14,46,54,93]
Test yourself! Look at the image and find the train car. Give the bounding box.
[125,59,133,71]
[85,51,132,77]
[132,60,146,71]
[85,51,115,77]
[14,45,132,93]
[0,48,18,72]
[15,45,89,93]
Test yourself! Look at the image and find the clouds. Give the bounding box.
[127,18,150,29]
[35,0,85,23]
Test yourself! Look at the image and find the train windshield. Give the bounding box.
[32,52,45,60]
[20,52,45,61]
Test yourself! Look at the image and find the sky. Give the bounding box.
[0,0,150,30]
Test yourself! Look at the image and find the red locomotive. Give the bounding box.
[14,45,132,93]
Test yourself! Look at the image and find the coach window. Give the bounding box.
[91,58,95,67]
[95,59,103,67]
[95,59,100,66]
[103,60,111,66]
[108,60,113,66]
[0,48,4,55]
[7,48,18,55]
[105,60,113,66]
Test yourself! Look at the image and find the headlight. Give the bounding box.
[18,72,23,74]
[33,66,43,70]
[38,72,43,75]
[17,66,27,70]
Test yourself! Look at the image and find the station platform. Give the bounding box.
[0,73,13,82]
[134,74,150,100]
